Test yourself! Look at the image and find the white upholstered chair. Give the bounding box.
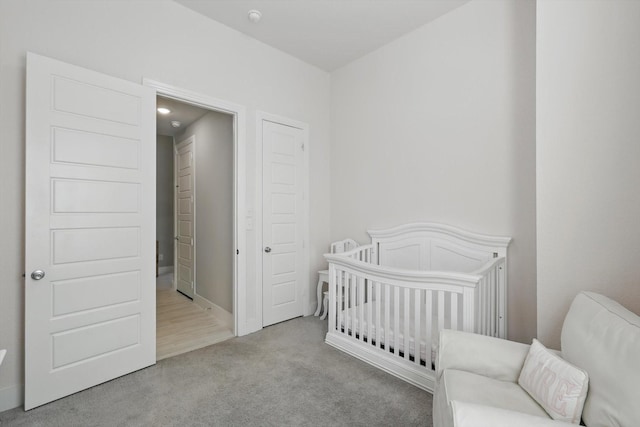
[314,238,358,318]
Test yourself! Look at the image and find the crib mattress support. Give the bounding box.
[325,332,435,392]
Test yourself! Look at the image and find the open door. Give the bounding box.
[175,135,195,299]
[25,53,156,409]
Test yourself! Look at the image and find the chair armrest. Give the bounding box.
[436,330,530,383]
[451,401,574,427]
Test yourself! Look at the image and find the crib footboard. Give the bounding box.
[325,250,489,392]
[322,224,510,392]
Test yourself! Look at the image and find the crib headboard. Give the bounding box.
[368,223,511,273]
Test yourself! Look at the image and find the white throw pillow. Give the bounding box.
[518,339,589,424]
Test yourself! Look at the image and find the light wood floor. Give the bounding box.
[156,288,234,361]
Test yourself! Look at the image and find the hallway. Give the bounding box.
[156,272,233,360]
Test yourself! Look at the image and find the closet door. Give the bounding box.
[262,120,305,326]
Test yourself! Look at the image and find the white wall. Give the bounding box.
[0,0,330,411]
[157,134,175,269]
[330,0,537,343]
[537,0,640,348]
[177,111,234,313]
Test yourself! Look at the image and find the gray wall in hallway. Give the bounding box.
[177,111,234,313]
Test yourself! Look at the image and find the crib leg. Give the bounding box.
[314,275,326,316]
[320,291,329,320]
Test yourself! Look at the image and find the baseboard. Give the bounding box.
[158,266,174,275]
[239,317,261,337]
[304,300,316,317]
[193,294,233,331]
[0,383,23,412]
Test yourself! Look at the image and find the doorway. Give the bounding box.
[155,95,235,360]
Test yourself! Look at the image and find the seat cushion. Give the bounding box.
[451,401,577,427]
[441,369,550,419]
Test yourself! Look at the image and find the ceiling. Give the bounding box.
[156,96,209,137]
[174,0,471,71]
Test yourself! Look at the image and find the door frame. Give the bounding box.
[174,135,196,297]
[144,79,247,336]
[256,111,310,325]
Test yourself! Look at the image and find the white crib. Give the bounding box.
[324,223,511,392]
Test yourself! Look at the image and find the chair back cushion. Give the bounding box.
[561,292,640,426]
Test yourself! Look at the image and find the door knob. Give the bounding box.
[31,270,46,280]
[264,247,272,253]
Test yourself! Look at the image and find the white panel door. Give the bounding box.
[175,136,195,299]
[262,120,304,326]
[25,53,156,410]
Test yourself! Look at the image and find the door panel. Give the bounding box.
[52,127,140,169]
[262,120,304,326]
[25,53,155,409]
[175,136,195,299]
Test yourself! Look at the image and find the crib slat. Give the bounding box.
[450,293,458,331]
[475,281,480,334]
[492,267,497,336]
[462,287,475,333]
[493,268,497,335]
[358,276,365,342]
[485,277,489,334]
[481,278,486,335]
[344,272,351,336]
[351,273,357,336]
[414,288,421,365]
[486,273,490,335]
[425,290,433,368]
[336,268,343,333]
[384,285,390,352]
[438,291,445,335]
[367,279,373,346]
[376,282,382,349]
[394,286,400,356]
[403,288,410,360]
[480,278,485,335]
[488,273,492,335]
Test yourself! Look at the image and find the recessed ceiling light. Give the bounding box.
[248,9,262,23]
[157,107,171,115]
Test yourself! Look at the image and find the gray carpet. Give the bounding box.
[0,316,433,426]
